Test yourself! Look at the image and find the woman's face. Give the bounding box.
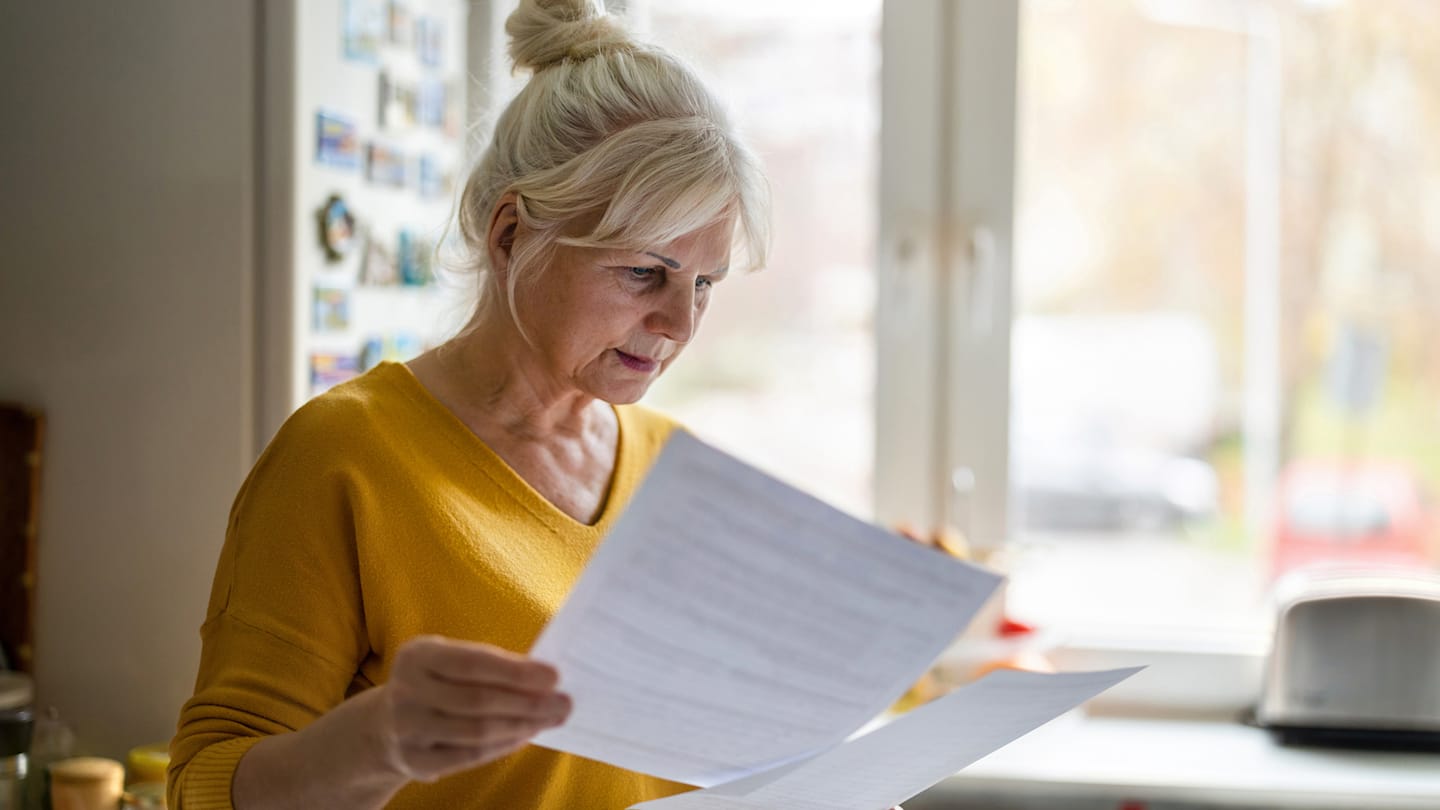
[513,219,733,405]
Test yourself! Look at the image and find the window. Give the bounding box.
[880,0,1440,639]
[632,0,881,518]
[473,1,1440,644]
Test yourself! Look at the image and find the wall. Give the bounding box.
[0,2,257,757]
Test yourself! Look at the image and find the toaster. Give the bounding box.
[1256,570,1440,750]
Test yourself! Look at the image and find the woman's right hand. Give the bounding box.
[232,635,571,809]
[373,635,572,783]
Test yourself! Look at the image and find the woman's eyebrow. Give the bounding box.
[644,251,681,269]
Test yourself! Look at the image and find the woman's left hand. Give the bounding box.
[895,522,969,559]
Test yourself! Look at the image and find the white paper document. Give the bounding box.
[630,667,1142,810]
[528,431,1137,807]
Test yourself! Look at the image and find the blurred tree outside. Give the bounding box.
[1016,0,1440,553]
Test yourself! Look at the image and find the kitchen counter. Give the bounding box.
[907,712,1440,809]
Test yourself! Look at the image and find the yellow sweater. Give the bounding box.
[169,362,692,809]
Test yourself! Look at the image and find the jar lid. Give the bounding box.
[126,742,171,783]
[49,756,125,785]
[0,672,33,711]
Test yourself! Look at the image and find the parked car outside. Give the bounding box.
[1013,441,1218,532]
[1270,458,1439,580]
[1010,313,1221,534]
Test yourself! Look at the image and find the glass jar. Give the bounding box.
[0,673,35,810]
[120,781,165,810]
[0,755,24,810]
[25,706,76,810]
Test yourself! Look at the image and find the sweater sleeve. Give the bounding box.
[168,399,370,809]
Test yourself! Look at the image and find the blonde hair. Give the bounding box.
[456,0,770,328]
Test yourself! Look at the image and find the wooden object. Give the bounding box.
[0,404,43,673]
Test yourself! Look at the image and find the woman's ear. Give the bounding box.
[487,192,520,280]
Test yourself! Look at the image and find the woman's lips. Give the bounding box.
[615,349,659,373]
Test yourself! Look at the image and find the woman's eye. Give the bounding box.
[627,266,659,281]
[695,276,713,290]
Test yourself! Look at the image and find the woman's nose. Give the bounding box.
[646,283,698,343]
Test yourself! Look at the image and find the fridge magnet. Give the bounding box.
[379,71,418,130]
[315,111,360,170]
[316,193,357,262]
[360,335,386,372]
[387,0,415,48]
[359,230,399,285]
[311,352,360,394]
[417,154,445,200]
[312,286,352,332]
[397,229,435,286]
[360,332,426,372]
[418,79,446,129]
[343,0,384,64]
[392,332,425,361]
[366,142,408,188]
[445,81,463,140]
[416,16,445,68]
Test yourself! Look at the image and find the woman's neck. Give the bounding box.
[424,309,605,443]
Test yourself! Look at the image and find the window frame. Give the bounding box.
[875,0,1020,552]
[876,5,1274,710]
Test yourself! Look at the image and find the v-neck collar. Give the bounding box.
[379,361,630,541]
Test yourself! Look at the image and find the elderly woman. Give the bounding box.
[167,0,767,807]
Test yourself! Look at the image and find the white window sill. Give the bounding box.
[910,711,1440,809]
[1045,631,1271,721]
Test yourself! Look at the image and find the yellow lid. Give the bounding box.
[49,756,125,785]
[127,742,171,784]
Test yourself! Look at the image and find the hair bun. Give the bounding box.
[506,0,634,72]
